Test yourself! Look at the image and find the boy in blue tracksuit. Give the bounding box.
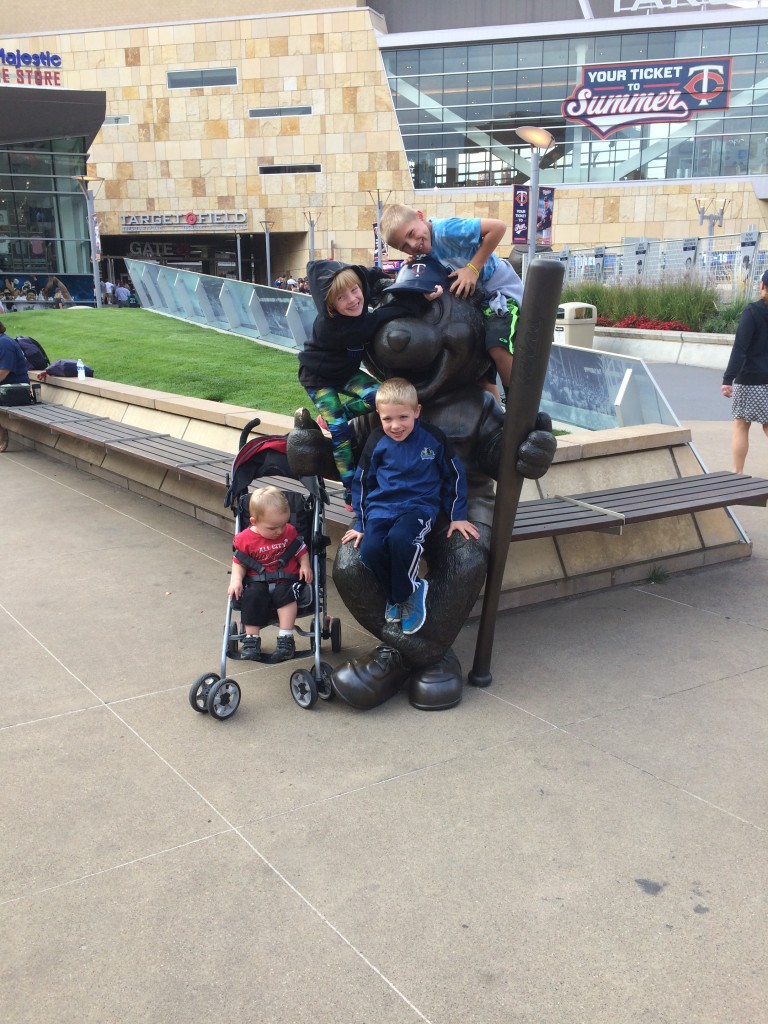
[341,377,479,635]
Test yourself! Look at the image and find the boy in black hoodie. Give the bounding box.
[299,260,442,505]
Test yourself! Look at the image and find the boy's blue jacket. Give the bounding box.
[351,418,470,531]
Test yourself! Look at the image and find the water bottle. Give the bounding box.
[76,358,86,380]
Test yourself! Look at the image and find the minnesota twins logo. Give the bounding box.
[420,447,436,460]
[562,56,731,139]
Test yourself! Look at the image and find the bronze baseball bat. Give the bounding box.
[468,258,565,687]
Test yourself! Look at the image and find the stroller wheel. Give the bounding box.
[330,617,342,653]
[189,672,220,713]
[317,661,335,701]
[227,621,239,658]
[290,668,318,709]
[206,677,241,720]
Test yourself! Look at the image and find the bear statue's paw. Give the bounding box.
[286,410,337,479]
[408,649,464,711]
[516,429,557,480]
[332,644,412,710]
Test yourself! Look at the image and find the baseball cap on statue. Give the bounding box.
[384,255,451,294]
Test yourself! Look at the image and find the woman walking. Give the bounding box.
[722,269,768,473]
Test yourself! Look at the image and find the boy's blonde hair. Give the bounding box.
[249,485,289,521]
[379,204,420,244]
[375,377,419,410]
[326,267,364,317]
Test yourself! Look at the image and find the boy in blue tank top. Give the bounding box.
[380,204,523,399]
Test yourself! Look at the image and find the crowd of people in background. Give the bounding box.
[272,272,310,293]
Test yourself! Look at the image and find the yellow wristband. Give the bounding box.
[467,261,480,276]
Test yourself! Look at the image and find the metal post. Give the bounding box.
[468,258,565,688]
[235,233,242,281]
[73,173,103,308]
[368,189,391,268]
[260,220,274,286]
[514,126,553,277]
[528,148,540,268]
[305,211,320,261]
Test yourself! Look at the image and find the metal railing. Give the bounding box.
[125,260,316,351]
[526,232,768,302]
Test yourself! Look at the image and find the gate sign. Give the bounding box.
[562,57,731,139]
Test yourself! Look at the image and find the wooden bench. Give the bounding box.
[511,472,768,541]
[0,401,353,523]
[6,400,768,539]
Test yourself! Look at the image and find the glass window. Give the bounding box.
[569,37,593,67]
[467,45,491,72]
[518,40,543,69]
[396,51,418,76]
[594,36,621,63]
[419,48,444,75]
[646,32,675,59]
[729,26,758,55]
[167,67,237,88]
[622,34,647,61]
[544,39,569,66]
[492,42,517,70]
[675,31,702,58]
[443,46,468,74]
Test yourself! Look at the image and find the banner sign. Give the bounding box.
[740,229,759,281]
[512,187,530,245]
[120,211,247,231]
[594,245,606,283]
[562,56,732,139]
[536,187,555,247]
[0,47,62,87]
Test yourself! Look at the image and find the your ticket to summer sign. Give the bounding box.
[562,57,732,139]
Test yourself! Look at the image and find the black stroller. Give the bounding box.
[189,418,342,720]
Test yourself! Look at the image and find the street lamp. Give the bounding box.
[72,174,104,308]
[514,125,554,268]
[695,196,727,287]
[260,219,274,286]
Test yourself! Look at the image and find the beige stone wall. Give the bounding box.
[3,8,766,271]
[3,1,370,35]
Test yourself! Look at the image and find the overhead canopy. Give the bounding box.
[0,86,106,148]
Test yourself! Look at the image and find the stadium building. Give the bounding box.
[1,1,767,285]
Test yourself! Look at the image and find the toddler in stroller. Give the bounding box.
[228,485,313,663]
[189,420,342,720]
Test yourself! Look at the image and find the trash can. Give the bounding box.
[554,302,597,349]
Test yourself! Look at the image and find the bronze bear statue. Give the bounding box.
[288,288,556,710]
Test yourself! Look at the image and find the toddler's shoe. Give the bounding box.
[269,633,296,663]
[401,579,428,635]
[385,602,401,623]
[240,635,262,661]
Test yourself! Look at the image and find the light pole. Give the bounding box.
[368,189,391,268]
[72,174,104,308]
[304,210,321,261]
[260,220,274,286]
[514,126,554,269]
[695,196,727,287]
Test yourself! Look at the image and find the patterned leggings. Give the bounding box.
[305,371,379,496]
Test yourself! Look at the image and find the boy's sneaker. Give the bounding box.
[240,635,262,661]
[385,602,401,623]
[270,633,296,663]
[401,580,428,636]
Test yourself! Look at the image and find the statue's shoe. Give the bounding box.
[408,649,463,711]
[332,644,411,710]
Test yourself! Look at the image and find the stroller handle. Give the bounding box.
[238,417,262,449]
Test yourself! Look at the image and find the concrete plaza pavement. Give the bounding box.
[1,408,767,1023]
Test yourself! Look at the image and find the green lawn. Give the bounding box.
[10,308,309,416]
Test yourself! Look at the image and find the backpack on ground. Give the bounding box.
[15,335,50,371]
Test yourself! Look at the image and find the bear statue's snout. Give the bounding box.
[386,329,411,353]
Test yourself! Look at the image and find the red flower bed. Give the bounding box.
[596,314,692,332]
